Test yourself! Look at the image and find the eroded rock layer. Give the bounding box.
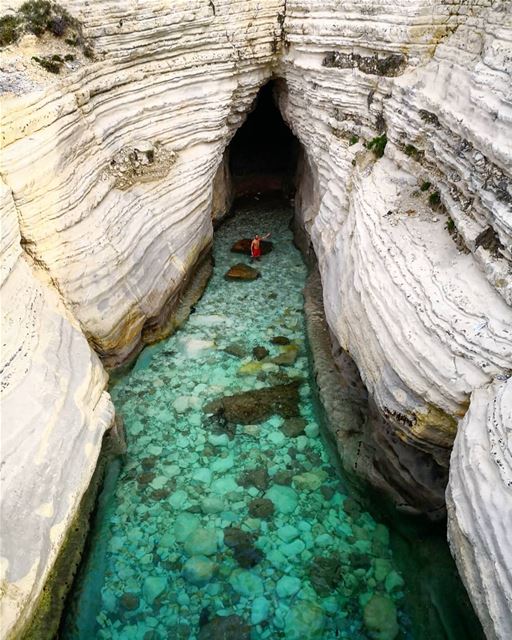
[1,0,511,637]
[447,379,512,640]
[0,180,114,637]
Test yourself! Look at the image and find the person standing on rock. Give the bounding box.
[251,233,271,261]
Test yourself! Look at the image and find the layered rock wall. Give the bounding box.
[0,179,114,637]
[1,1,284,636]
[447,378,512,640]
[1,0,285,366]
[278,0,512,515]
[1,0,511,637]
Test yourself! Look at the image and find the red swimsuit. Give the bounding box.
[251,240,261,258]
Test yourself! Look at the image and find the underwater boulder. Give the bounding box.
[224,263,260,281]
[204,381,301,425]
[284,600,325,639]
[308,554,343,596]
[363,594,399,640]
[198,614,251,640]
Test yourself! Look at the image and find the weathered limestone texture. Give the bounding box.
[279,1,512,516]
[0,0,286,367]
[447,379,512,640]
[1,0,511,637]
[0,180,114,638]
[277,2,512,634]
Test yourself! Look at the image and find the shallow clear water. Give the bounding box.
[63,201,412,640]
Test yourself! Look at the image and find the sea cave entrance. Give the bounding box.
[228,80,300,199]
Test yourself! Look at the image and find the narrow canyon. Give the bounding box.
[0,1,511,639]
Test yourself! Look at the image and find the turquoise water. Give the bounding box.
[63,200,411,640]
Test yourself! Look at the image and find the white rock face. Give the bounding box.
[0,0,285,366]
[447,379,512,640]
[0,180,114,637]
[1,0,511,637]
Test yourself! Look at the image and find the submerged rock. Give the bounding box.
[223,342,247,358]
[248,497,275,518]
[224,526,253,549]
[234,544,263,569]
[271,335,291,345]
[174,513,200,542]
[201,496,225,514]
[224,263,260,281]
[271,345,299,366]
[198,614,251,640]
[237,466,270,490]
[120,592,140,611]
[251,596,270,625]
[230,568,264,597]
[284,600,325,639]
[184,527,218,556]
[308,555,343,596]
[265,485,298,514]
[182,555,218,586]
[281,417,307,437]
[363,594,399,640]
[273,470,294,485]
[223,526,263,568]
[253,346,269,360]
[204,381,301,425]
[292,470,328,492]
[142,576,167,604]
[231,238,273,255]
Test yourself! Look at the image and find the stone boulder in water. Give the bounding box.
[363,595,399,640]
[308,554,343,595]
[224,263,260,281]
[203,381,301,425]
[284,601,325,639]
[231,238,273,255]
[198,615,251,640]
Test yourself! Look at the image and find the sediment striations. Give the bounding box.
[0,0,285,366]
[1,0,511,637]
[0,179,114,637]
[447,379,512,640]
[278,1,512,634]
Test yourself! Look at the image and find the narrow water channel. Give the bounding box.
[61,200,475,640]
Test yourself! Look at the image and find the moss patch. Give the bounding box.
[0,1,93,58]
[366,134,387,159]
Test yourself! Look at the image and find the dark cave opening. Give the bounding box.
[228,80,300,198]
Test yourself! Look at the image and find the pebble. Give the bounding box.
[229,569,264,597]
[142,576,167,605]
[184,528,218,556]
[182,556,217,585]
[265,485,298,514]
[276,576,301,598]
[251,596,270,624]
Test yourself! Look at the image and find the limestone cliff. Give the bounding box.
[447,379,512,640]
[0,179,114,637]
[1,0,511,638]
